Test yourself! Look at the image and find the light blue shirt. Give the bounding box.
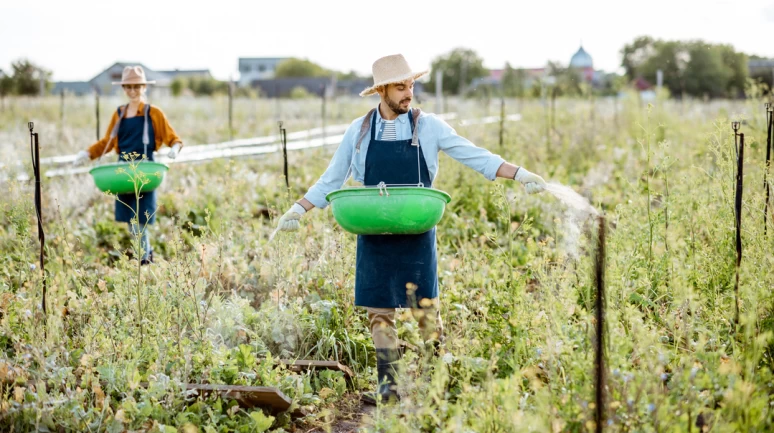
[304,105,506,209]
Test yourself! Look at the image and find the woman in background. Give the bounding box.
[73,65,183,265]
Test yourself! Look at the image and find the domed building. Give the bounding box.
[569,45,595,82]
[570,46,593,69]
[469,43,610,93]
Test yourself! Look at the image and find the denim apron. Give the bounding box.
[114,104,157,225]
[354,109,438,308]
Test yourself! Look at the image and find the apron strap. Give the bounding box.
[410,107,421,146]
[349,107,423,186]
[355,108,376,154]
[102,104,129,160]
[109,104,129,140]
[142,104,151,157]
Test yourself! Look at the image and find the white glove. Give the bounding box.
[167,143,182,159]
[514,167,546,194]
[276,203,307,231]
[73,150,90,167]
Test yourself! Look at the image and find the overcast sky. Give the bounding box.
[2,0,773,82]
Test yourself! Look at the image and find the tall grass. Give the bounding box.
[0,93,772,432]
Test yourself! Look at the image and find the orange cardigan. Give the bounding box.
[87,102,183,159]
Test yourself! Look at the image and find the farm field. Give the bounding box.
[1,93,773,432]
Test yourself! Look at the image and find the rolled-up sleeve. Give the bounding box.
[433,116,505,181]
[150,107,182,148]
[303,121,359,208]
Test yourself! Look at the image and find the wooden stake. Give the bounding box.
[594,215,607,433]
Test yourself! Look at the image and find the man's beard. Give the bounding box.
[385,94,411,115]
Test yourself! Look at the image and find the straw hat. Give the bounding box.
[359,54,428,97]
[112,65,156,85]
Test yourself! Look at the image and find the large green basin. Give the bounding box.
[326,187,451,235]
[89,161,168,195]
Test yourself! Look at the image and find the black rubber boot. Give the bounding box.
[140,251,154,266]
[362,348,400,405]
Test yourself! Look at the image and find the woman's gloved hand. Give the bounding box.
[167,143,182,159]
[73,150,90,167]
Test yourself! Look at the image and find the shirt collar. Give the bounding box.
[375,103,407,124]
[122,101,146,117]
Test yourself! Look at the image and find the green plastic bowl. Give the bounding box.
[325,187,451,235]
[89,161,169,195]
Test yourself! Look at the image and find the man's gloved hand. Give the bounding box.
[514,167,546,194]
[167,143,182,159]
[73,150,90,167]
[276,203,307,231]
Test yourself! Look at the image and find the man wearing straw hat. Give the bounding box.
[73,66,183,265]
[276,54,546,404]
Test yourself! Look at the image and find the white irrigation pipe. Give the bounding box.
[6,112,520,181]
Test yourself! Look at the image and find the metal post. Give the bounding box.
[656,69,663,91]
[60,89,65,126]
[321,85,327,144]
[459,62,467,96]
[732,121,740,184]
[274,82,281,120]
[765,103,773,237]
[28,122,46,338]
[95,92,101,141]
[279,121,289,189]
[499,91,505,150]
[228,80,234,141]
[733,125,744,330]
[435,70,443,113]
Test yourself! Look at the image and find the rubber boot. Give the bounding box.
[362,348,400,405]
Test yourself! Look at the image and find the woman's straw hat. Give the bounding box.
[359,54,428,97]
[112,66,156,85]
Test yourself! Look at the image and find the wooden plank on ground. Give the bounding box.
[281,359,355,382]
[185,384,294,414]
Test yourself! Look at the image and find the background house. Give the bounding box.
[89,62,173,96]
[238,57,288,86]
[157,69,212,81]
[51,62,212,96]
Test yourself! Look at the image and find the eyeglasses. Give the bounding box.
[122,84,144,90]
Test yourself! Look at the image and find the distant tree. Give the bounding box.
[717,44,750,97]
[187,76,228,96]
[289,85,314,99]
[621,36,656,80]
[547,61,584,97]
[7,59,51,95]
[427,48,488,95]
[0,75,12,98]
[599,72,626,97]
[275,58,330,78]
[620,36,749,98]
[170,77,186,96]
[337,70,364,81]
[501,62,527,97]
[682,42,732,98]
[234,86,259,98]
